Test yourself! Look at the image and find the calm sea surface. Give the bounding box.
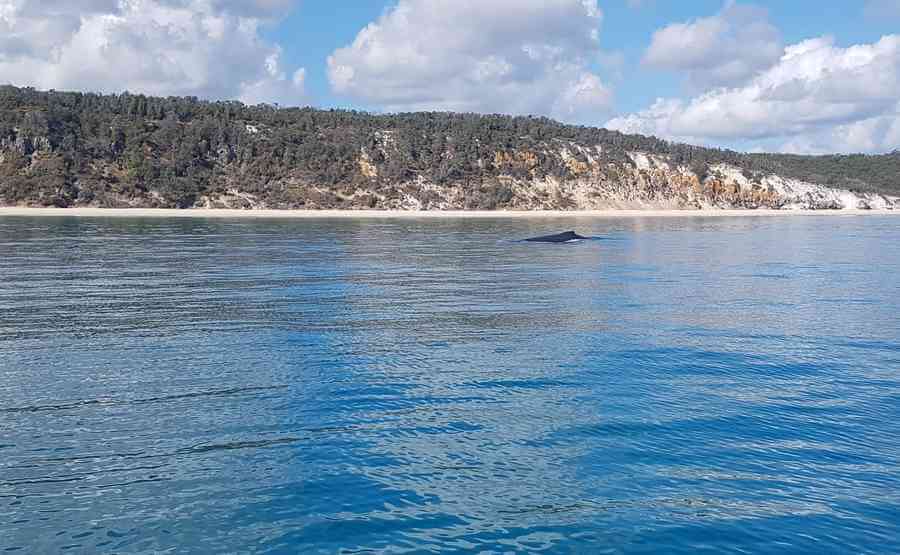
[2,215,900,553]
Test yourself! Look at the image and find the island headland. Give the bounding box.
[2,86,898,212]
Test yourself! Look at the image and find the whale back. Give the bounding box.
[523,230,586,243]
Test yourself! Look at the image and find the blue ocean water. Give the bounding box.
[1,214,899,553]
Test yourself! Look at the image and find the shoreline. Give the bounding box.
[0,207,897,219]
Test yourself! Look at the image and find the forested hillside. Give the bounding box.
[1,86,898,209]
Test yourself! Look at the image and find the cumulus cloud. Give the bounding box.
[326,0,612,123]
[644,2,782,89]
[0,0,306,106]
[607,35,900,153]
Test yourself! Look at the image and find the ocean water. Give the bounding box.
[2,214,900,554]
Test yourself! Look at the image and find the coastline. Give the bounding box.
[0,207,897,219]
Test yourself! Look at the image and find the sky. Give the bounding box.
[1,1,900,154]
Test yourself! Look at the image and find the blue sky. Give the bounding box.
[2,1,899,153]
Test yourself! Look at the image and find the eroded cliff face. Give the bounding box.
[202,143,893,211]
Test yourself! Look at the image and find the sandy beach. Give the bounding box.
[0,207,897,219]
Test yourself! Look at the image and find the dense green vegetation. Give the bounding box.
[1,85,897,208]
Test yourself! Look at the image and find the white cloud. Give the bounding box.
[644,2,782,89]
[778,115,900,154]
[607,35,900,153]
[326,0,612,123]
[0,0,306,106]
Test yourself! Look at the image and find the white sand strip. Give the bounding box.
[0,207,897,219]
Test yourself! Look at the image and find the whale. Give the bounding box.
[522,231,589,243]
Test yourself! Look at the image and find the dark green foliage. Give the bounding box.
[742,151,900,196]
[1,85,898,208]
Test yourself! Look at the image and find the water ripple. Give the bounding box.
[1,385,287,414]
